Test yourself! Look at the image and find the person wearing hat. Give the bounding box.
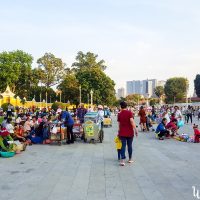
[97,105,104,130]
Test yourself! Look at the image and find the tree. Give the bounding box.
[69,51,115,105]
[149,98,159,106]
[0,50,34,99]
[37,53,66,88]
[125,94,141,106]
[154,86,164,98]
[0,51,21,92]
[57,69,80,105]
[164,77,189,103]
[75,67,116,105]
[194,74,200,97]
[14,50,33,98]
[72,51,107,71]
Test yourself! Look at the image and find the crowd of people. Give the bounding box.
[0,104,112,156]
[136,105,200,141]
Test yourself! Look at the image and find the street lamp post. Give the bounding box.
[39,81,42,110]
[87,93,89,106]
[60,91,62,102]
[79,85,82,104]
[90,90,93,108]
[46,90,48,109]
[40,93,42,110]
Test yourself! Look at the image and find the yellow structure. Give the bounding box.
[0,86,76,109]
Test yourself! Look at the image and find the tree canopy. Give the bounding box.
[194,74,200,98]
[58,51,116,106]
[72,51,107,71]
[0,50,116,105]
[0,50,33,97]
[164,77,188,103]
[37,53,66,88]
[154,86,164,98]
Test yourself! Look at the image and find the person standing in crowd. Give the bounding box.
[7,104,13,118]
[186,105,193,124]
[64,108,75,144]
[77,104,87,124]
[104,106,111,118]
[97,105,104,129]
[174,106,182,120]
[118,101,138,166]
[138,106,147,131]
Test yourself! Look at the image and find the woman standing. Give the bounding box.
[138,106,147,131]
[118,101,138,166]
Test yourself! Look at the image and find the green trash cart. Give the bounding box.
[83,112,104,143]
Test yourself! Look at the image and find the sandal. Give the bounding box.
[120,162,125,166]
[128,160,134,163]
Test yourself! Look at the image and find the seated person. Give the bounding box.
[14,124,26,142]
[193,124,200,143]
[166,119,178,136]
[5,118,15,135]
[0,125,14,152]
[23,117,32,134]
[156,118,170,140]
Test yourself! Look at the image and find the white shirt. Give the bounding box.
[5,123,14,134]
[98,110,104,122]
[175,110,182,119]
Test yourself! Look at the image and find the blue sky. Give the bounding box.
[0,0,200,95]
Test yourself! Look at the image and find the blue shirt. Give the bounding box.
[156,123,166,133]
[65,112,74,126]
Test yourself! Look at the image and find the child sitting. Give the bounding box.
[193,124,200,143]
[166,119,178,137]
[114,136,122,160]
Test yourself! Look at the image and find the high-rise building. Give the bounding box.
[126,79,161,97]
[126,81,133,95]
[117,88,125,99]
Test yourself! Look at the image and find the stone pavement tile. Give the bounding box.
[67,148,93,200]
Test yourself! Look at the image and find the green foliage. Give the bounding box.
[75,67,116,105]
[164,77,188,103]
[58,51,116,106]
[13,50,33,98]
[72,51,107,71]
[149,98,159,106]
[51,102,63,111]
[0,50,34,98]
[1,103,13,112]
[0,51,21,92]
[125,94,142,106]
[154,86,164,98]
[57,70,80,105]
[37,53,66,87]
[194,74,200,97]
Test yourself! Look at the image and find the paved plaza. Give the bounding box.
[0,116,200,200]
